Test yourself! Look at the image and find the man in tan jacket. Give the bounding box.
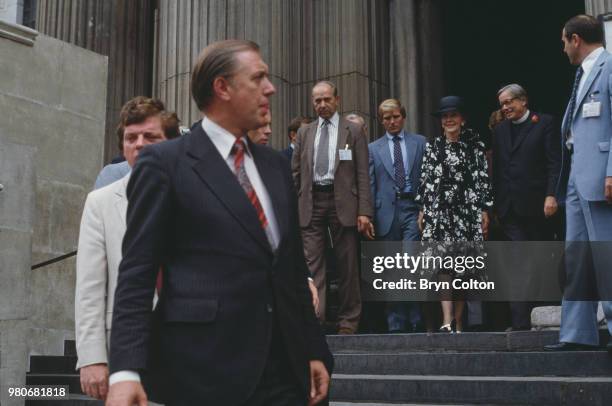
[74,97,180,400]
[292,81,373,334]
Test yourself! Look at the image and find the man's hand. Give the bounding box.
[308,360,330,406]
[105,381,147,406]
[605,177,612,204]
[544,196,558,217]
[308,279,320,317]
[418,211,424,233]
[80,364,109,400]
[481,211,490,240]
[357,216,374,240]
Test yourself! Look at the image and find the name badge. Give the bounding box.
[339,149,352,161]
[583,101,601,118]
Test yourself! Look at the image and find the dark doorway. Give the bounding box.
[440,0,585,146]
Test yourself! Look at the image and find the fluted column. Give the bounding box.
[155,0,392,148]
[585,0,612,15]
[389,0,444,139]
[36,0,155,162]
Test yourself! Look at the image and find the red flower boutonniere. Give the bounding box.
[531,114,540,123]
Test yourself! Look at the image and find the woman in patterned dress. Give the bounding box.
[416,96,493,333]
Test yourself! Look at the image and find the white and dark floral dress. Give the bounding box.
[416,128,493,242]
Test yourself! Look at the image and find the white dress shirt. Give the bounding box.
[568,46,605,145]
[109,116,281,386]
[313,112,339,185]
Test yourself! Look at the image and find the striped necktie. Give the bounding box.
[231,138,274,246]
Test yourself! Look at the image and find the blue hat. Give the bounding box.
[433,96,466,117]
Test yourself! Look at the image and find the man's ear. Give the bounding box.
[213,76,232,102]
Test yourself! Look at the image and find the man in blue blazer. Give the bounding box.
[368,98,426,333]
[545,15,612,352]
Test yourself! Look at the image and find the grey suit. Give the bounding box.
[558,49,612,345]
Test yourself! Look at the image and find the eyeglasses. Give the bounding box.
[499,97,518,107]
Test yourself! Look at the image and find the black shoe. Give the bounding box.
[544,342,599,351]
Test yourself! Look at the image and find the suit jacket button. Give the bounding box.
[267,304,273,313]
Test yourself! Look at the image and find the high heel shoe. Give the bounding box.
[439,323,452,333]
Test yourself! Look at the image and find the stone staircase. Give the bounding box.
[25,331,612,405]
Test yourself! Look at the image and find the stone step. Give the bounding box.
[25,394,102,405]
[330,374,612,406]
[30,355,77,374]
[330,403,485,406]
[334,351,612,377]
[26,373,82,394]
[327,330,610,353]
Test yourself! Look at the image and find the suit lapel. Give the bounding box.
[573,52,607,120]
[186,128,272,254]
[114,175,129,225]
[305,122,317,178]
[376,137,394,179]
[497,120,513,158]
[511,114,536,153]
[334,119,349,173]
[403,132,418,176]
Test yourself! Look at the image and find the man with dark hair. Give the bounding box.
[283,116,312,160]
[492,84,561,331]
[106,40,331,405]
[545,15,612,352]
[292,80,373,334]
[75,97,180,401]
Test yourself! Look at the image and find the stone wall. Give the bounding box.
[36,0,155,163]
[0,19,107,405]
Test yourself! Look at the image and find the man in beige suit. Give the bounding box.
[74,97,180,400]
[292,81,373,334]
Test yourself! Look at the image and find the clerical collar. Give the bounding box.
[512,110,530,125]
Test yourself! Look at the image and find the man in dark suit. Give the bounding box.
[492,83,561,330]
[106,40,331,406]
[283,116,312,161]
[292,81,373,334]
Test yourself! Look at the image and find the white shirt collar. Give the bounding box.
[318,112,339,128]
[201,116,251,159]
[512,109,531,125]
[581,46,605,74]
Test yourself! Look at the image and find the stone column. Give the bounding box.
[585,0,612,15]
[36,0,155,162]
[156,0,391,148]
[389,0,444,139]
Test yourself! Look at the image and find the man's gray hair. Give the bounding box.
[497,83,528,100]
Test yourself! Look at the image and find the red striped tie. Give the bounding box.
[231,138,269,230]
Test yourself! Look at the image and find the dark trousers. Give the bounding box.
[302,189,361,332]
[499,211,552,329]
[243,324,306,406]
